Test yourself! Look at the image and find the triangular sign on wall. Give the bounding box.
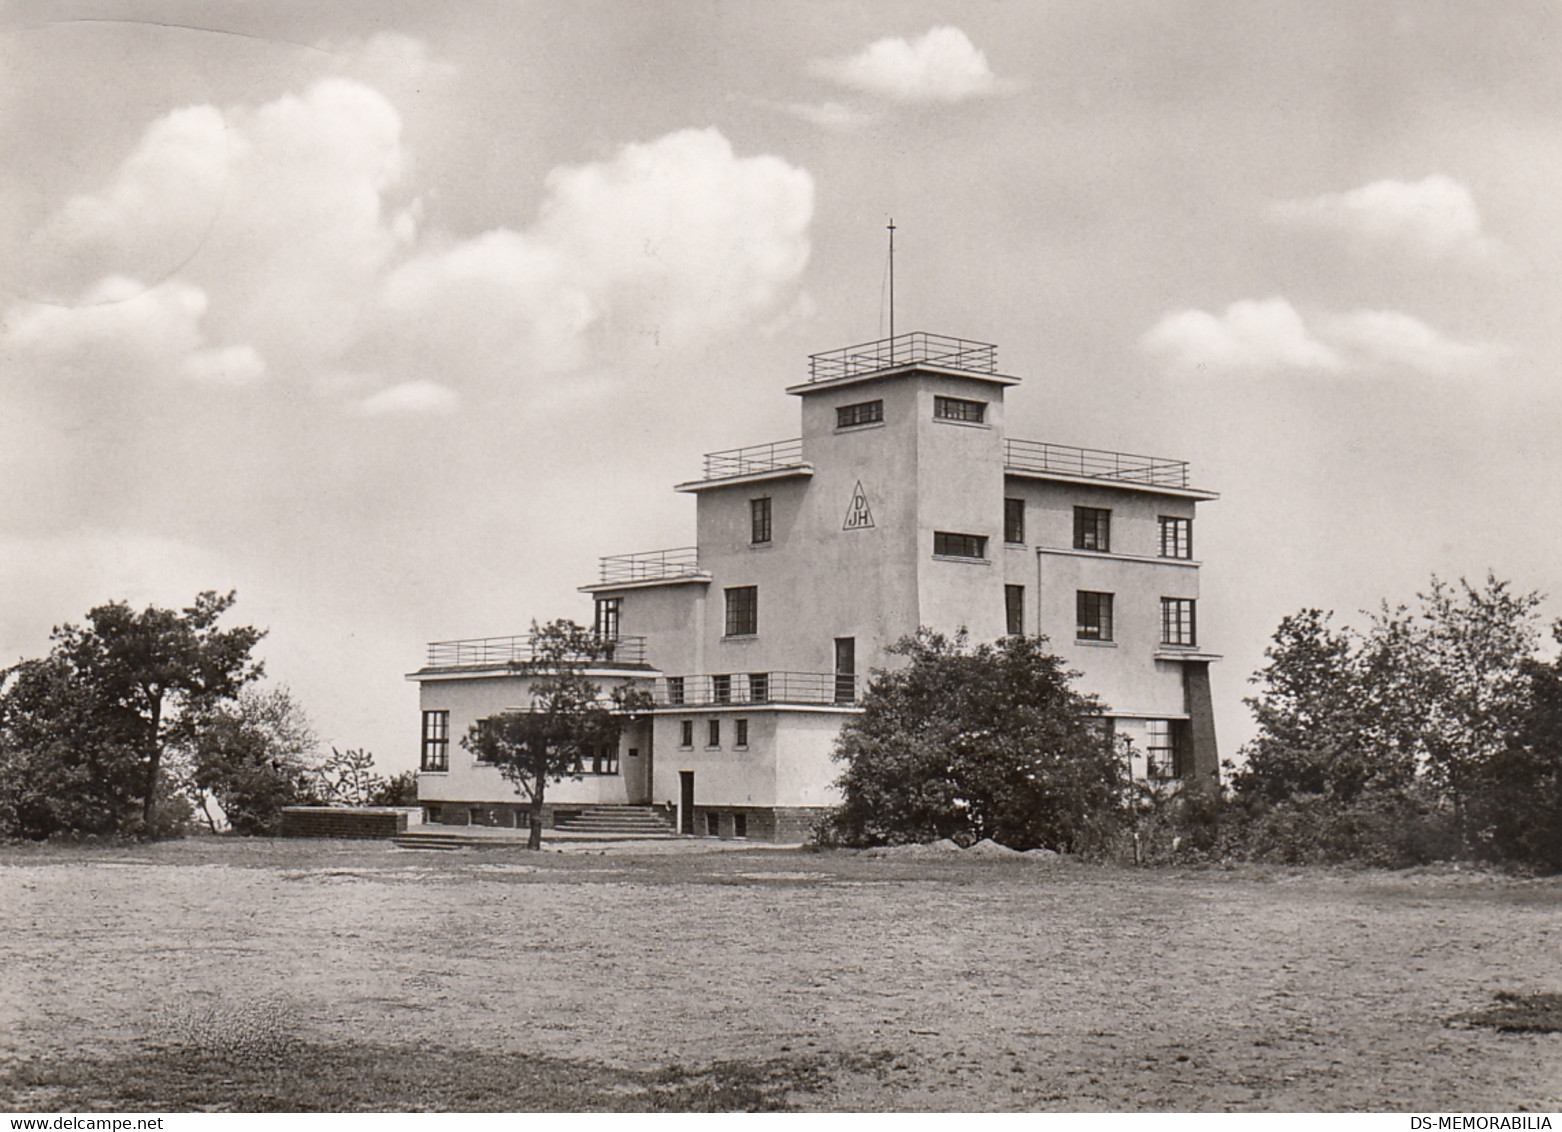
[843,480,875,530]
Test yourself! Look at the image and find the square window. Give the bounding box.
[707,719,721,748]
[933,395,986,423]
[713,674,732,704]
[1159,516,1192,560]
[680,719,694,748]
[592,744,619,775]
[1077,591,1114,642]
[735,718,749,747]
[421,710,449,771]
[748,672,769,702]
[733,812,748,838]
[1004,498,1025,544]
[1161,598,1197,647]
[933,531,987,559]
[751,497,772,545]
[1005,585,1025,636]
[706,811,721,837]
[1073,507,1111,553]
[836,400,884,428]
[724,586,758,636]
[666,676,685,706]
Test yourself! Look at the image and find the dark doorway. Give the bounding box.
[679,771,695,835]
[834,636,856,703]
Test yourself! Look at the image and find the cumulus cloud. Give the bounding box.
[358,379,459,416]
[813,27,1008,104]
[777,101,877,132]
[1144,297,1502,378]
[1269,174,1495,261]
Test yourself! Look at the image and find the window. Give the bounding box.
[593,596,621,641]
[420,710,449,771]
[1159,516,1192,560]
[748,672,769,702]
[750,497,772,545]
[1161,598,1197,647]
[707,719,721,748]
[1077,591,1114,642]
[724,585,758,636]
[680,719,694,748]
[1006,585,1025,637]
[733,812,747,838]
[836,400,884,428]
[934,396,986,423]
[735,718,749,748]
[933,531,987,559]
[591,744,619,776]
[1004,498,1025,544]
[1073,507,1111,553]
[713,674,732,704]
[666,676,685,705]
[707,811,721,837]
[1146,721,1180,780]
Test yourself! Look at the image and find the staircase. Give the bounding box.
[391,828,474,851]
[553,805,677,838]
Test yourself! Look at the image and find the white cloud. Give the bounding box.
[1144,297,1503,378]
[1269,174,1495,261]
[358,380,459,416]
[777,101,877,132]
[813,27,1008,104]
[1143,298,1343,375]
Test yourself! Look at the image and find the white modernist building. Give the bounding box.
[411,332,1220,841]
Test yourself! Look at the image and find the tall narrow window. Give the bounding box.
[1005,585,1025,636]
[680,719,694,748]
[835,637,856,703]
[420,710,449,771]
[1146,721,1177,779]
[735,718,749,748]
[707,719,721,749]
[836,400,884,428]
[750,497,772,545]
[933,396,986,423]
[933,531,988,559]
[724,586,758,636]
[1076,591,1114,642]
[1073,507,1111,552]
[1004,498,1025,544]
[593,596,621,641]
[1161,598,1197,646]
[1159,516,1192,559]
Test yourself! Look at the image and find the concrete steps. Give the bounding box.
[392,830,471,851]
[392,806,678,849]
[554,805,676,837]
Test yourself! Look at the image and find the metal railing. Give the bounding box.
[1004,438,1190,489]
[808,332,997,382]
[700,438,805,481]
[424,634,647,668]
[597,546,702,585]
[657,671,858,707]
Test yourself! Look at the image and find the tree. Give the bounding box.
[185,686,319,835]
[367,770,418,808]
[460,619,651,849]
[829,630,1125,852]
[313,747,386,807]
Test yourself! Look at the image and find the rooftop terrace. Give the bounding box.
[807,331,998,383]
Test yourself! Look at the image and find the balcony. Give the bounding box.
[596,546,703,586]
[423,634,648,669]
[657,671,859,707]
[807,331,998,383]
[699,438,805,482]
[1005,438,1190,490]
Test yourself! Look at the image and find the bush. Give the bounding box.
[1240,790,1459,868]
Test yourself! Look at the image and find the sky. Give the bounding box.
[4,0,1562,774]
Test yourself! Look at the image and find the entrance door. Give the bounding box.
[834,637,856,703]
[679,771,695,835]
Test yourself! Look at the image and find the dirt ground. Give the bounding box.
[1,837,1560,1112]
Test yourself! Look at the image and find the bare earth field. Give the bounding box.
[1,838,1560,1112]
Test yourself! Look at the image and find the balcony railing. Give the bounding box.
[597,546,702,585]
[656,671,859,707]
[700,438,805,482]
[807,331,997,383]
[424,634,647,669]
[1004,438,1190,489]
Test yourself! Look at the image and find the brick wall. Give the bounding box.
[279,807,409,839]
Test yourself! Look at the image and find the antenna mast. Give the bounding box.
[887,218,896,340]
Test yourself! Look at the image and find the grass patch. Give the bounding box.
[0,1043,842,1112]
[1459,992,1562,1033]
